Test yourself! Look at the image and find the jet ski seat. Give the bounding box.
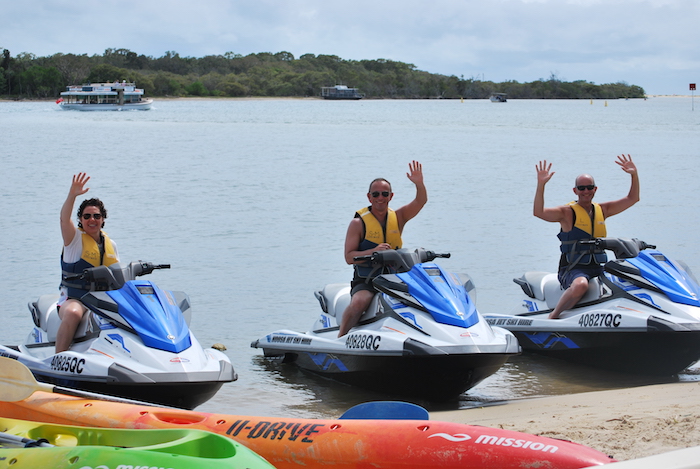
[516,272,603,310]
[29,294,95,343]
[316,283,380,327]
[316,284,352,321]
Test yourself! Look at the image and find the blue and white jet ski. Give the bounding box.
[484,238,700,375]
[251,248,520,401]
[0,261,236,409]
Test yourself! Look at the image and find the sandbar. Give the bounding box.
[432,382,700,461]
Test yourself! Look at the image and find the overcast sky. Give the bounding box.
[2,0,698,95]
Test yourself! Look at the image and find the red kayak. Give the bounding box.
[0,392,615,468]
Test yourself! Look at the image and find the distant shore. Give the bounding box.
[1,95,696,103]
[432,381,700,462]
[0,96,315,103]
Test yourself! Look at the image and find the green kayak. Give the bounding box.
[0,416,274,469]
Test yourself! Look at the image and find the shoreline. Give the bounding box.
[432,381,700,461]
[1,95,695,104]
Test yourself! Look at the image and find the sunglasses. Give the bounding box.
[82,213,103,220]
[370,191,391,198]
[576,185,596,191]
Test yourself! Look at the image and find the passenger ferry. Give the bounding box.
[56,82,153,111]
[321,85,364,100]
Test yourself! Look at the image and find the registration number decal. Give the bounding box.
[345,334,381,350]
[50,355,86,373]
[578,313,622,328]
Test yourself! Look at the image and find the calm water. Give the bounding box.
[1,97,699,418]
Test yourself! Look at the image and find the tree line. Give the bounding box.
[0,48,646,100]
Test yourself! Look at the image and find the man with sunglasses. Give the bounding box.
[534,154,639,319]
[338,160,427,337]
[56,172,119,352]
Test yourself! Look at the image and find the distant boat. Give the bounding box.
[321,85,364,100]
[57,82,153,111]
[490,92,507,103]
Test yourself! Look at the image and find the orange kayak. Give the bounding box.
[0,392,615,468]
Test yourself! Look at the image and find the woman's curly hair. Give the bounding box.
[77,198,108,229]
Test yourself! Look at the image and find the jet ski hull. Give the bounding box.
[0,344,235,409]
[254,307,520,401]
[507,327,700,375]
[486,306,700,375]
[270,348,512,400]
[28,367,230,410]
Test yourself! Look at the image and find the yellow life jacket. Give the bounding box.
[356,206,402,250]
[570,202,607,237]
[355,207,402,278]
[61,231,119,298]
[558,202,607,265]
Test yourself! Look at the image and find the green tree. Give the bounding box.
[152,71,186,96]
[129,72,154,95]
[0,48,647,99]
[19,65,62,97]
[1,49,10,70]
[87,64,131,83]
[0,67,6,94]
[153,51,192,74]
[292,70,335,96]
[219,75,248,97]
[198,71,224,93]
[104,48,132,67]
[49,53,92,87]
[185,80,208,96]
[274,51,295,62]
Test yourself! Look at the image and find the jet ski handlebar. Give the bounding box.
[579,237,656,259]
[65,261,171,290]
[354,248,451,273]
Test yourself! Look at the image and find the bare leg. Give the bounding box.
[548,277,589,319]
[338,290,375,337]
[56,299,87,353]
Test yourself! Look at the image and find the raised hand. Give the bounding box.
[536,160,555,185]
[69,172,91,198]
[406,160,424,186]
[615,154,637,175]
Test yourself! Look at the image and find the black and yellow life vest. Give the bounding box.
[558,202,608,266]
[354,206,402,278]
[61,231,119,299]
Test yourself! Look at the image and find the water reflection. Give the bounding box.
[250,353,698,418]
[462,354,679,407]
[251,355,397,418]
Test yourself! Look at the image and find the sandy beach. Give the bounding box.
[432,382,700,461]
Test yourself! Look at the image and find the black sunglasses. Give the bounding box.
[576,185,596,191]
[82,213,103,220]
[370,191,391,198]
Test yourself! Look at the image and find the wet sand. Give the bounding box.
[432,382,700,461]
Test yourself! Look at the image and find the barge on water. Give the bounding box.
[57,82,153,111]
[321,85,364,100]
